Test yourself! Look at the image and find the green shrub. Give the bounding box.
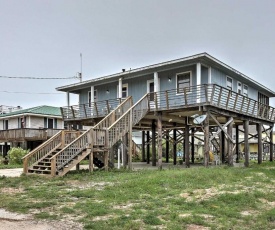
[7,147,29,164]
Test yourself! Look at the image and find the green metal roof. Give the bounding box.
[0,105,62,118]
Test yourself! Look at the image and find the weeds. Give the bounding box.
[0,162,274,229]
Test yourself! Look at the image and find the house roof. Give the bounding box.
[0,105,62,118]
[56,52,275,97]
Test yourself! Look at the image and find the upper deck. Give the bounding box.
[61,84,275,127]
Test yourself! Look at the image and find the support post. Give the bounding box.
[244,120,249,167]
[128,110,133,170]
[257,123,263,164]
[173,125,177,165]
[270,126,273,162]
[89,151,94,172]
[76,163,80,171]
[227,117,233,166]
[157,112,162,170]
[236,125,239,163]
[152,120,156,166]
[191,128,195,164]
[221,131,225,163]
[165,130,169,163]
[185,117,190,167]
[146,131,150,164]
[104,151,108,171]
[204,113,210,167]
[142,131,146,162]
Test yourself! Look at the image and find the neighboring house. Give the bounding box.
[23,53,275,176]
[0,105,64,156]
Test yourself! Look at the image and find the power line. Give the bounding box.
[0,90,63,95]
[0,75,78,80]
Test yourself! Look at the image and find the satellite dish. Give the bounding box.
[193,115,207,124]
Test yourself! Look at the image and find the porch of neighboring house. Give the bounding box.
[0,128,62,156]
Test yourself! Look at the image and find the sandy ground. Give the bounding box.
[0,209,82,230]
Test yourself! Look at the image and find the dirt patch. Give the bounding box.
[0,209,82,230]
[187,224,210,230]
[113,203,135,210]
[0,219,82,230]
[92,214,115,221]
[1,187,24,194]
[67,180,115,190]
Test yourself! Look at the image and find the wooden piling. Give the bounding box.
[244,120,249,167]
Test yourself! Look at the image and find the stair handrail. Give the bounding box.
[49,128,92,175]
[108,93,149,147]
[48,97,129,176]
[22,130,81,174]
[22,130,63,173]
[94,96,133,129]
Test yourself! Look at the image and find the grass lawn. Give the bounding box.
[0,162,275,229]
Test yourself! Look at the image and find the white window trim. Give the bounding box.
[226,76,233,91]
[147,79,154,93]
[176,71,192,95]
[117,83,128,98]
[243,84,248,97]
[237,81,242,94]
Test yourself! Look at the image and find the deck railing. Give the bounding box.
[149,84,275,122]
[0,128,62,142]
[60,98,123,121]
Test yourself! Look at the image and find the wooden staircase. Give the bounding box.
[23,94,149,176]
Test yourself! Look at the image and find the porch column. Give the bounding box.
[227,117,233,166]
[141,131,146,162]
[257,123,263,164]
[270,126,274,162]
[185,117,190,168]
[244,120,250,167]
[196,62,201,103]
[154,72,159,92]
[152,120,156,166]
[90,86,95,104]
[157,112,162,170]
[203,113,210,167]
[118,78,122,98]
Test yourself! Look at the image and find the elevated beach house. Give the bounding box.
[22,53,275,176]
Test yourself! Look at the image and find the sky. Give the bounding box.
[0,0,275,108]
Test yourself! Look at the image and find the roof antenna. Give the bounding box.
[78,53,82,82]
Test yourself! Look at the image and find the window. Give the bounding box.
[3,120,8,130]
[177,72,191,93]
[226,76,233,91]
[237,82,242,94]
[44,118,55,129]
[243,85,248,97]
[117,84,128,98]
[258,92,269,105]
[88,89,97,107]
